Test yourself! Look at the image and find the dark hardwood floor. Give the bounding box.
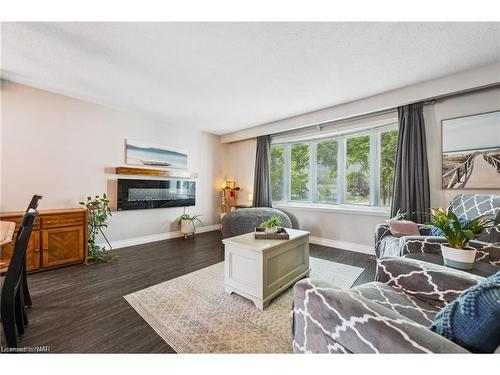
[310,243,376,287]
[1,231,375,353]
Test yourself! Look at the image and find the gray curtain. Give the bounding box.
[252,135,272,207]
[391,103,430,223]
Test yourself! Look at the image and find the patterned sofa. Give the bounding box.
[374,194,500,266]
[291,257,490,353]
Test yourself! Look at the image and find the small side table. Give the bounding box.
[405,253,498,278]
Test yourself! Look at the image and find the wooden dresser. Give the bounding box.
[0,208,88,273]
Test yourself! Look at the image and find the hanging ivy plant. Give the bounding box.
[78,194,118,263]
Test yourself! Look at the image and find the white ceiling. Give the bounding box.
[1,22,500,135]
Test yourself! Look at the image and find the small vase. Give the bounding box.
[180,219,194,239]
[440,244,476,270]
[266,227,279,234]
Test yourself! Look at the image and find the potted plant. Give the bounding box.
[260,216,282,234]
[427,208,494,270]
[78,194,118,263]
[175,208,202,239]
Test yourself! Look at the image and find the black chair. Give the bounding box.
[26,195,42,212]
[1,209,37,348]
[21,194,42,308]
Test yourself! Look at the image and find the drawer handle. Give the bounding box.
[46,219,81,223]
[44,220,83,226]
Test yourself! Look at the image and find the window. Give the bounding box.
[270,124,398,208]
[316,140,338,203]
[379,129,398,207]
[290,143,310,201]
[270,145,285,201]
[345,135,370,205]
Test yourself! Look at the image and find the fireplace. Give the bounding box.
[117,178,196,210]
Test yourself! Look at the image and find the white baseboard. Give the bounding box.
[98,224,221,250]
[98,226,374,255]
[309,236,375,255]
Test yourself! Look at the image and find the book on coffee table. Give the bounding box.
[254,227,290,240]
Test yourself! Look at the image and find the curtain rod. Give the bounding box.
[318,99,437,129]
[223,78,500,143]
[272,99,437,137]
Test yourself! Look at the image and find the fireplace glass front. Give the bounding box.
[117,178,196,210]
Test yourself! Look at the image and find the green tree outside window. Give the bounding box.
[290,143,310,200]
[316,140,338,203]
[270,146,285,201]
[346,135,370,204]
[380,130,398,206]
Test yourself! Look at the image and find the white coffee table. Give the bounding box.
[222,228,310,309]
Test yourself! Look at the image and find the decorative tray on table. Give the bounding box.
[254,227,290,240]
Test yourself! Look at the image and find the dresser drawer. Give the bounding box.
[42,213,85,229]
[1,208,87,274]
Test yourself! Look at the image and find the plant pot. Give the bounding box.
[180,219,194,236]
[440,244,476,270]
[265,227,279,234]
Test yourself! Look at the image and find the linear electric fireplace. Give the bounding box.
[117,178,196,210]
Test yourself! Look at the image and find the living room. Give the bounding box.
[1,1,499,374]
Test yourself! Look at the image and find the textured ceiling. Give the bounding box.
[1,22,500,134]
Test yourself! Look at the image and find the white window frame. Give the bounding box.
[270,123,397,210]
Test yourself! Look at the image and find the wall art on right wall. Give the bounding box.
[442,110,500,189]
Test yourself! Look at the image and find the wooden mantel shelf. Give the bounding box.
[115,166,198,179]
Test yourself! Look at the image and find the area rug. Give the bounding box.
[124,257,364,353]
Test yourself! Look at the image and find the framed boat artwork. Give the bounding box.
[125,139,188,169]
[441,110,500,189]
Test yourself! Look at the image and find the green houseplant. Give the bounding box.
[260,216,282,234]
[78,194,118,263]
[175,208,202,239]
[427,207,494,270]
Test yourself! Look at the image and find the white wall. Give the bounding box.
[278,207,385,249]
[224,86,500,248]
[0,80,226,243]
[224,138,256,206]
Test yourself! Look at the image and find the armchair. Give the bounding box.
[375,194,500,266]
[291,257,484,353]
